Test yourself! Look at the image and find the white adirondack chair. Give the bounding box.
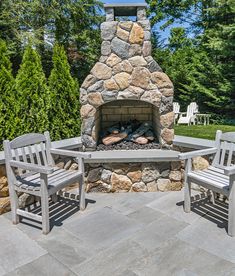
[178,102,199,125]
[4,131,91,234]
[173,102,180,123]
[179,130,235,236]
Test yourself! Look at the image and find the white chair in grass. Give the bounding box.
[173,102,180,124]
[179,130,235,236]
[178,102,199,125]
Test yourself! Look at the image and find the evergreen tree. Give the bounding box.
[0,39,17,144]
[15,46,50,135]
[202,0,235,115]
[48,43,80,140]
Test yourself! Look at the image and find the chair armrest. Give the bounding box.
[50,148,91,159]
[224,166,235,176]
[10,160,54,174]
[179,147,217,160]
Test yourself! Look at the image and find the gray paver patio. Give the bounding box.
[1,190,235,276]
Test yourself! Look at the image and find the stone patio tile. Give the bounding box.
[130,215,188,252]
[147,190,207,224]
[131,238,235,276]
[177,215,235,263]
[62,192,130,225]
[37,227,92,269]
[64,206,144,251]
[72,239,149,276]
[6,254,76,276]
[111,192,168,215]
[127,206,164,225]
[0,216,47,275]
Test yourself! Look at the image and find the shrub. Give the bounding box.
[15,46,50,135]
[48,43,80,140]
[0,39,18,144]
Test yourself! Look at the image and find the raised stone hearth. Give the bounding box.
[80,2,174,151]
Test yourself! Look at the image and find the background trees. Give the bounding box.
[0,0,234,146]
[149,0,234,119]
[0,0,103,81]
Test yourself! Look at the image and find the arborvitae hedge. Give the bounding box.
[48,43,80,140]
[15,46,50,135]
[0,40,17,143]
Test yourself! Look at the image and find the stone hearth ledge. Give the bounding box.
[84,149,179,163]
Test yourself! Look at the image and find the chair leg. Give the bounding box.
[228,193,235,237]
[184,181,191,213]
[41,193,50,235]
[40,174,50,234]
[10,189,20,224]
[79,177,86,211]
[51,193,58,203]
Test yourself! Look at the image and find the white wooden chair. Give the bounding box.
[4,131,91,234]
[173,102,180,123]
[179,130,235,236]
[178,102,199,125]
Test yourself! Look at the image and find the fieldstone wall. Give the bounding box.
[0,164,10,215]
[80,16,174,150]
[85,161,183,193]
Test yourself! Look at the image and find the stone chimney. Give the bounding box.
[80,2,174,151]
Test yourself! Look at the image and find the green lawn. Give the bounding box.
[175,125,235,140]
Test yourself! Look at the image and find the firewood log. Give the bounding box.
[132,122,151,139]
[145,130,154,141]
[134,136,149,145]
[102,132,128,146]
[107,125,120,134]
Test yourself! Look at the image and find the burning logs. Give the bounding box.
[101,120,156,146]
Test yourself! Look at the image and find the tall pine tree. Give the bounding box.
[0,39,18,144]
[48,43,80,140]
[15,46,50,135]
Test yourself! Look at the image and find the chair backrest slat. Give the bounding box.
[219,141,227,167]
[40,142,48,166]
[28,145,35,164]
[21,147,28,163]
[34,144,42,166]
[227,143,234,166]
[44,131,55,166]
[213,131,235,169]
[14,148,23,174]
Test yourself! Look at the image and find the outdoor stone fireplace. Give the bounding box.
[80,2,174,151]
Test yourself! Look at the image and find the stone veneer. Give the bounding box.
[80,7,174,150]
[85,162,183,193]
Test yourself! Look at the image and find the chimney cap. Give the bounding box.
[104,2,147,17]
[104,3,147,8]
